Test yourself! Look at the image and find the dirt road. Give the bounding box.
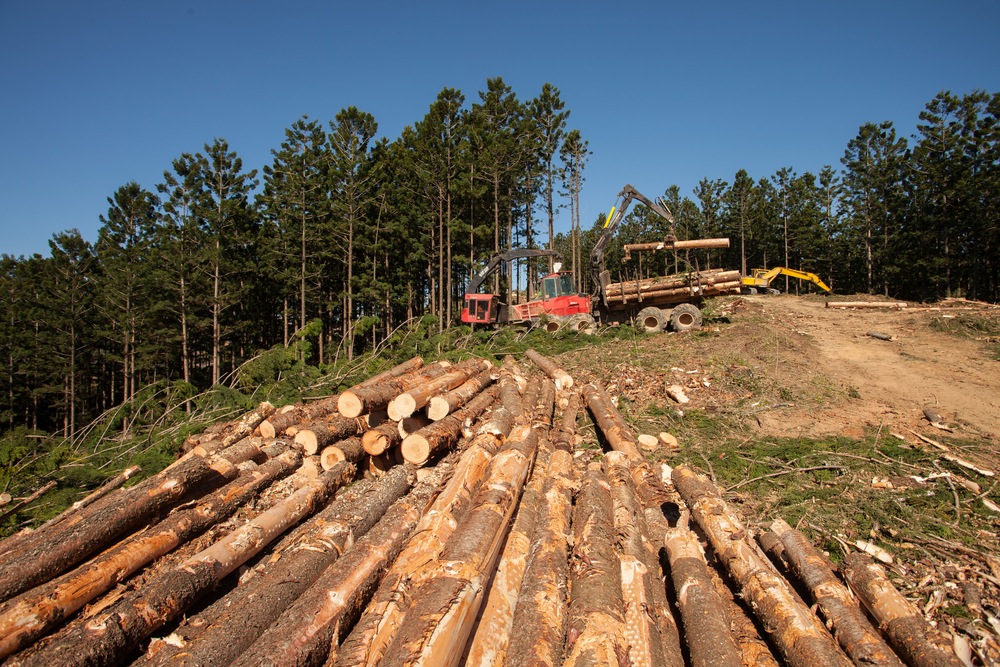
[756,295,1000,439]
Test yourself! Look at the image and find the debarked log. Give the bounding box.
[672,465,853,667]
[582,382,643,461]
[401,385,499,466]
[841,553,964,667]
[12,462,356,667]
[524,349,574,390]
[770,519,905,667]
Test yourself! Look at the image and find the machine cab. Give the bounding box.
[542,272,576,300]
[461,293,499,324]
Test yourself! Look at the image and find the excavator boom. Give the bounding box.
[742,267,831,293]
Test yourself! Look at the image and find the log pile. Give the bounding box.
[0,350,968,667]
[604,268,743,305]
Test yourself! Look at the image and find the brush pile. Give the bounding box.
[0,351,979,666]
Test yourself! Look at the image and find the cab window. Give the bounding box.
[543,277,558,299]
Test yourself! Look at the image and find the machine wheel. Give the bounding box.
[669,303,703,332]
[742,286,758,295]
[542,316,564,333]
[636,307,667,333]
[566,313,597,334]
[767,288,781,295]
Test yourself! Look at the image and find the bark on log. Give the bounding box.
[770,519,905,667]
[0,451,301,661]
[320,437,366,467]
[525,348,574,390]
[0,447,246,605]
[622,238,731,259]
[145,464,414,667]
[183,402,276,454]
[294,415,372,455]
[12,462,356,667]
[427,369,496,421]
[706,556,781,667]
[401,385,498,466]
[826,301,909,309]
[582,382,644,460]
[841,553,964,667]
[606,280,743,305]
[337,360,457,418]
[231,472,443,667]
[604,452,673,667]
[562,462,628,667]
[50,465,140,527]
[388,360,491,421]
[375,390,550,667]
[362,421,402,456]
[605,269,742,296]
[671,465,853,667]
[505,446,576,667]
[664,517,743,667]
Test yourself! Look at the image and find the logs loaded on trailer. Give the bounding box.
[0,351,971,667]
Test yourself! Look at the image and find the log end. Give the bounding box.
[427,397,450,421]
[401,434,430,467]
[388,394,417,422]
[338,392,364,419]
[259,420,277,439]
[321,446,344,470]
[361,429,385,455]
[293,430,320,456]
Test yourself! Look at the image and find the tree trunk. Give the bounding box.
[0,452,301,662]
[671,465,853,667]
[524,349,573,390]
[338,361,454,419]
[401,386,498,466]
[841,553,964,667]
[562,462,627,667]
[663,517,743,667]
[362,421,402,456]
[427,369,495,421]
[295,419,370,456]
[387,360,490,421]
[319,437,366,467]
[14,463,357,667]
[144,465,413,667]
[769,519,905,667]
[582,382,643,460]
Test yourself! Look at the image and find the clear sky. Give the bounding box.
[1,0,998,258]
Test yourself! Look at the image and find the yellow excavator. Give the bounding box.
[741,267,831,294]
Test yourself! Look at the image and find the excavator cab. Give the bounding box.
[461,293,500,324]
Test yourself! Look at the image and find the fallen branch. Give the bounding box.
[725,465,846,492]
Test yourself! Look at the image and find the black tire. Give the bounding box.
[742,286,758,295]
[567,313,597,334]
[669,303,703,332]
[768,288,781,295]
[636,307,667,333]
[542,317,564,333]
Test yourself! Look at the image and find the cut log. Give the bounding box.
[388,360,491,421]
[427,369,496,421]
[671,465,853,667]
[65,465,140,516]
[294,414,371,455]
[0,446,247,605]
[664,516,743,667]
[769,519,905,667]
[320,437,366,468]
[622,237,731,260]
[582,382,644,460]
[401,385,499,466]
[868,331,894,341]
[0,493,9,507]
[841,553,964,667]
[505,446,576,667]
[230,471,443,667]
[144,464,414,667]
[826,301,909,309]
[665,385,690,404]
[362,421,402,456]
[562,462,627,667]
[0,451,302,661]
[184,402,276,454]
[706,555,781,667]
[375,387,552,667]
[605,269,741,296]
[607,280,743,305]
[637,433,660,451]
[338,360,458,418]
[604,451,675,667]
[14,462,357,667]
[525,348,573,390]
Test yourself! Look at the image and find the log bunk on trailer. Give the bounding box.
[462,184,741,334]
[0,351,969,666]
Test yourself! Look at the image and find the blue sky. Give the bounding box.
[1,0,998,258]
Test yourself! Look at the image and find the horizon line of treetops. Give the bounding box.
[1,79,997,437]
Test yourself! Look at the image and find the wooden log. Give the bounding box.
[367,453,394,477]
[0,481,56,525]
[388,360,491,421]
[604,451,671,667]
[183,401,276,454]
[398,414,431,438]
[605,269,742,295]
[362,421,402,456]
[706,556,781,667]
[337,360,456,418]
[664,516,743,667]
[671,465,853,667]
[0,451,302,662]
[427,369,496,421]
[294,414,372,455]
[582,382,644,460]
[826,301,909,309]
[13,462,357,667]
[231,470,443,667]
[562,462,628,667]
[524,349,573,390]
[145,464,414,667]
[320,437,366,468]
[0,446,247,605]
[401,385,499,466]
[770,519,905,667]
[505,445,576,667]
[65,465,140,516]
[374,387,552,667]
[841,553,964,667]
[606,279,743,304]
[622,238,731,259]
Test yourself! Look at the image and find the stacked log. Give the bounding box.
[582,382,643,460]
[183,401,275,454]
[400,385,499,466]
[337,360,457,418]
[671,465,854,667]
[427,368,496,421]
[604,269,742,304]
[387,359,492,420]
[525,348,574,390]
